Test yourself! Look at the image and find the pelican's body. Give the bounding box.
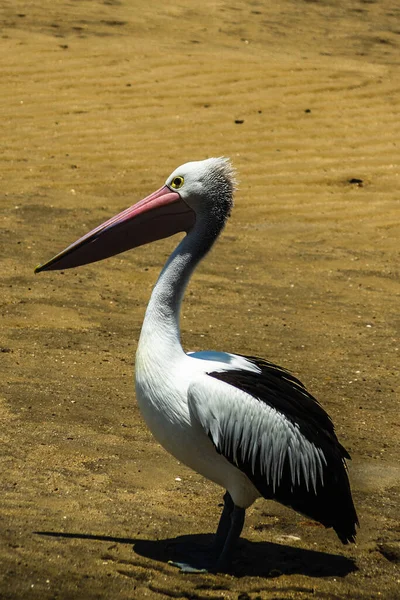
[36,158,358,572]
[136,347,261,508]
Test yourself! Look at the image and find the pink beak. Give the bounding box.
[35,186,196,273]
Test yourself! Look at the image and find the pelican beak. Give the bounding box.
[35,186,196,273]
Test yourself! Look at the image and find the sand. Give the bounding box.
[1,0,399,598]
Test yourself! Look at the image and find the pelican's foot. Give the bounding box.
[166,539,216,573]
[168,560,209,574]
[168,549,232,574]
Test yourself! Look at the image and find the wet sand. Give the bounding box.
[1,1,400,598]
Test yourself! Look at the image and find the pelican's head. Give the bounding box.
[166,157,235,220]
[35,157,235,273]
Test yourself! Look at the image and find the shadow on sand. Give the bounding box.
[35,530,357,578]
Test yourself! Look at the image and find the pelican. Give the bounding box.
[35,158,358,572]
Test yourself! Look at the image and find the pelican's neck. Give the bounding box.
[137,218,221,363]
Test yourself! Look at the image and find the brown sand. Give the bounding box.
[1,1,400,598]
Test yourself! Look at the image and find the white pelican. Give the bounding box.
[35,158,358,572]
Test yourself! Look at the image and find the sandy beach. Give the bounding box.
[1,1,399,598]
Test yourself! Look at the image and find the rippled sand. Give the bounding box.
[1,1,399,598]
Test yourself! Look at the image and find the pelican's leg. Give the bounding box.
[168,491,243,574]
[213,491,234,555]
[214,502,245,573]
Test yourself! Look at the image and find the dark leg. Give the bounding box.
[168,490,245,574]
[215,504,245,572]
[213,491,234,555]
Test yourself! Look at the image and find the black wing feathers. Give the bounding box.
[211,355,350,457]
[208,355,358,543]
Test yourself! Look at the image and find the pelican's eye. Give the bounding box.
[170,176,184,190]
